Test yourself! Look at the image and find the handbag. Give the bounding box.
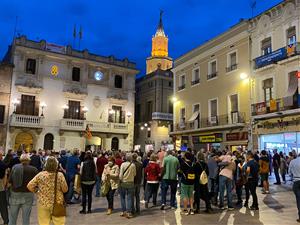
[199,162,208,185]
[52,172,66,217]
[101,180,111,197]
[74,174,81,194]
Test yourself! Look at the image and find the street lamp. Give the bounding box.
[12,99,20,113]
[147,127,151,131]
[144,123,148,127]
[82,106,88,120]
[62,104,69,110]
[240,72,248,80]
[171,96,178,103]
[109,109,115,115]
[140,126,144,130]
[126,111,132,124]
[40,102,47,117]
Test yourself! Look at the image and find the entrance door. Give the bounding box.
[111,137,119,150]
[14,132,33,152]
[44,133,54,150]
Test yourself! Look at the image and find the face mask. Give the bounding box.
[108,162,113,167]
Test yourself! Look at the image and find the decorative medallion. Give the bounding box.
[51,65,59,76]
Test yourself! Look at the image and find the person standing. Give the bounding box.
[245,151,260,210]
[132,153,143,214]
[218,152,235,210]
[0,151,9,225]
[160,150,180,210]
[259,150,270,194]
[65,149,81,204]
[289,154,300,223]
[27,156,68,225]
[272,149,281,185]
[102,156,120,215]
[194,152,211,214]
[279,152,287,184]
[119,153,136,219]
[8,154,38,225]
[95,152,108,197]
[30,150,42,171]
[207,153,219,205]
[144,154,160,208]
[80,151,96,214]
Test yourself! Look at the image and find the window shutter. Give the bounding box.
[16,99,21,114]
[121,110,125,123]
[287,26,296,38]
[34,101,40,116]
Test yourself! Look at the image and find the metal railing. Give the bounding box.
[226,64,238,72]
[175,112,245,131]
[191,79,200,85]
[178,84,186,91]
[251,96,298,116]
[207,72,218,80]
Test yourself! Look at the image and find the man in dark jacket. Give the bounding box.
[30,150,42,171]
[273,149,281,185]
[132,153,143,214]
[0,150,9,225]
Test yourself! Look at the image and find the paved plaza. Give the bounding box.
[4,181,298,225]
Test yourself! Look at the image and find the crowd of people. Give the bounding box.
[0,146,299,225]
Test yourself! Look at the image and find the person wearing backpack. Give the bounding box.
[259,150,270,194]
[179,151,196,215]
[194,152,212,214]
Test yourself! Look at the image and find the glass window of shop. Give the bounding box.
[260,132,299,155]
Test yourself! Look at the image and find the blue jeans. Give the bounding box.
[219,175,233,208]
[9,191,34,225]
[161,179,178,207]
[120,186,134,213]
[66,174,75,203]
[293,181,300,219]
[95,175,101,197]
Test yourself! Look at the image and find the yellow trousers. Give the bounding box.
[37,204,66,225]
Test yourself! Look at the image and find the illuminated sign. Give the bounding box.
[199,133,223,143]
[51,65,59,76]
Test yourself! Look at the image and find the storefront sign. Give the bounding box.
[226,132,248,141]
[152,112,173,121]
[255,47,287,69]
[255,102,266,115]
[199,133,223,143]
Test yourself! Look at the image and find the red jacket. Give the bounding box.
[145,161,161,183]
[96,156,108,176]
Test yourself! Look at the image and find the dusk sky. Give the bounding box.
[0,0,282,76]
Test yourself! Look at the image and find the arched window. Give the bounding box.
[114,75,123,88]
[111,137,119,150]
[44,133,54,150]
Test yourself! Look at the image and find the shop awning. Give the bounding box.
[188,111,199,122]
[286,72,298,97]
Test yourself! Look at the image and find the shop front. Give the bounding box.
[198,133,223,151]
[224,131,248,152]
[259,132,300,155]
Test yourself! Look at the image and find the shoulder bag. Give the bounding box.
[52,172,66,217]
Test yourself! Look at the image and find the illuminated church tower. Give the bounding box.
[146,11,173,74]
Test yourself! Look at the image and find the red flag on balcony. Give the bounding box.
[297,71,300,79]
[85,125,92,139]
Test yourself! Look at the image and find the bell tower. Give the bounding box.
[146,11,173,74]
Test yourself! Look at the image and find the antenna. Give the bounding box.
[13,16,18,43]
[250,0,257,18]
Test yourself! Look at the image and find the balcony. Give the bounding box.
[60,119,129,134]
[191,79,200,86]
[177,84,185,91]
[207,72,218,80]
[254,42,300,69]
[174,112,245,133]
[226,63,238,73]
[251,96,299,118]
[10,114,43,128]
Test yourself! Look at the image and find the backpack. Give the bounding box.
[260,159,269,174]
[199,162,208,185]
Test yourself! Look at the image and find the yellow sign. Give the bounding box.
[199,135,216,143]
[51,65,59,76]
[270,99,277,112]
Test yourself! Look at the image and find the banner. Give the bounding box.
[46,42,66,54]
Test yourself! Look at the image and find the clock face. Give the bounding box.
[94,71,103,81]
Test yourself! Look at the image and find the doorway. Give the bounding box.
[15,132,33,152]
[111,137,119,150]
[44,133,54,150]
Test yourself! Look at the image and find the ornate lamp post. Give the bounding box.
[40,102,47,117]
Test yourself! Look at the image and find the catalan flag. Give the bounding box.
[85,125,92,139]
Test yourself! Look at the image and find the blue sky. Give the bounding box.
[0,0,282,76]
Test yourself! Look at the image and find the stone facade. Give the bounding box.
[0,63,13,149]
[5,36,138,152]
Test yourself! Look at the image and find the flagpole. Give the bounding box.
[73,24,77,49]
